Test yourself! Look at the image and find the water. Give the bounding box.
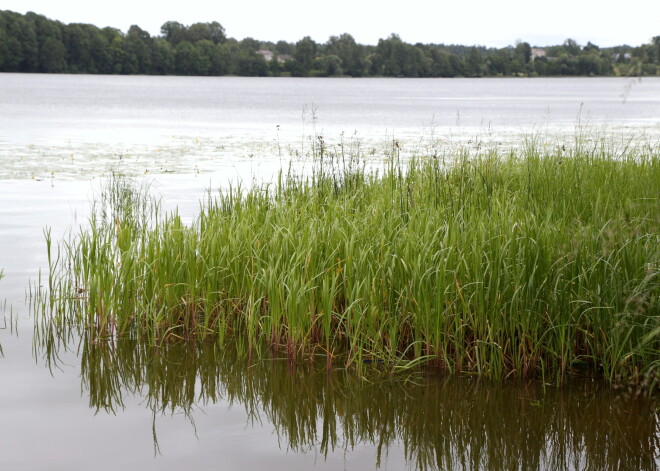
[1,74,659,179]
[1,74,659,470]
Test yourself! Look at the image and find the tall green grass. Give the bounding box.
[38,139,660,387]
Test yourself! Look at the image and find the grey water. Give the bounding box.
[1,74,659,179]
[0,74,659,470]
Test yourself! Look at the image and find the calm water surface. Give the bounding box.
[1,74,659,178]
[1,74,659,470]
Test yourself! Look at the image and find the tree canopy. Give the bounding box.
[1,10,658,77]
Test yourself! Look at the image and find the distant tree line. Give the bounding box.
[1,10,659,77]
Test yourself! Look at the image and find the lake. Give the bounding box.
[1,74,659,179]
[1,74,659,470]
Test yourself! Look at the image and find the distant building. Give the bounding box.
[256,50,292,64]
[256,50,274,62]
[531,48,546,60]
[612,52,632,62]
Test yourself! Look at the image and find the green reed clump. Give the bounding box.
[39,141,660,387]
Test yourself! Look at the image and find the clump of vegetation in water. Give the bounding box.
[36,138,660,389]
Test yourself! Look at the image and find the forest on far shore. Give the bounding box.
[1,10,659,78]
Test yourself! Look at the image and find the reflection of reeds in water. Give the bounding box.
[1,271,4,356]
[33,332,660,471]
[34,138,660,387]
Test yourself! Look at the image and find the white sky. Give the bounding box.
[2,0,658,47]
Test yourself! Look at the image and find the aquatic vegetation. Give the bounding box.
[36,139,660,388]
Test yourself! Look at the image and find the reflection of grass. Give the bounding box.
[32,334,660,471]
[0,270,4,357]
[35,138,660,388]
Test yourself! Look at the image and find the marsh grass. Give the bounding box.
[35,137,660,388]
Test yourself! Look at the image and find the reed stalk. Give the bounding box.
[36,138,660,387]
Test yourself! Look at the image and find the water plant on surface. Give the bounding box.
[35,139,660,388]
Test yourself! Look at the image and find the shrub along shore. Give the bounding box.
[38,138,660,389]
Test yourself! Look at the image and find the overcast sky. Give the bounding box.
[2,0,658,47]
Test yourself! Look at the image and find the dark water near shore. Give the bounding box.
[1,74,659,470]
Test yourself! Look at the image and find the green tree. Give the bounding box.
[0,29,23,71]
[325,33,365,76]
[188,22,226,44]
[312,54,342,76]
[652,36,660,64]
[240,37,261,51]
[174,41,201,75]
[294,36,317,76]
[235,44,268,76]
[8,15,39,71]
[40,36,66,72]
[125,25,152,74]
[375,34,407,76]
[577,54,603,75]
[194,39,218,75]
[514,41,532,64]
[109,35,126,74]
[1,9,656,78]
[275,40,294,55]
[486,49,511,76]
[160,21,187,45]
[269,53,283,76]
[88,27,113,73]
[562,38,581,55]
[215,42,233,75]
[367,51,383,76]
[25,11,67,72]
[151,39,174,74]
[429,48,455,77]
[449,54,466,76]
[531,57,548,75]
[583,41,599,53]
[63,24,92,72]
[466,46,484,76]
